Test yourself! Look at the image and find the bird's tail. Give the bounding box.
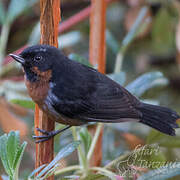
[137,103,179,136]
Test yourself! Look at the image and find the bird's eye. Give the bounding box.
[34,56,42,61]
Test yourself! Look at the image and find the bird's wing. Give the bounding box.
[76,79,142,122]
[50,65,142,123]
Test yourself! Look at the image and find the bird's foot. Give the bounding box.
[33,125,71,143]
[33,128,56,143]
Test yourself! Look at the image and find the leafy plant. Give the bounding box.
[0,131,81,180]
[112,6,151,73]
[0,131,27,180]
[78,128,92,156]
[28,141,80,180]
[126,71,168,97]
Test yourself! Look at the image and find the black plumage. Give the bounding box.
[9,45,180,141]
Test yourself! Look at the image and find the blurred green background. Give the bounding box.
[0,0,180,179]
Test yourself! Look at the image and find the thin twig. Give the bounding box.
[87,123,103,162]
[55,165,81,175]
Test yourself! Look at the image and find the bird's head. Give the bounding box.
[9,45,59,82]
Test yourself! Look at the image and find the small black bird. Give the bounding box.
[10,45,179,142]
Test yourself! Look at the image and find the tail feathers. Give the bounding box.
[137,103,180,136]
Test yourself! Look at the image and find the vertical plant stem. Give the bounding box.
[87,123,103,162]
[114,53,123,73]
[35,1,60,180]
[88,0,107,166]
[71,127,87,171]
[89,0,106,71]
[0,23,10,69]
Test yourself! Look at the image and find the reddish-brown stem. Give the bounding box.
[58,0,113,34]
[88,0,107,166]
[35,1,60,180]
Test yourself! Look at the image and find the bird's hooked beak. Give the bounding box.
[9,54,25,65]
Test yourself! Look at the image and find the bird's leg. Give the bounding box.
[33,125,71,143]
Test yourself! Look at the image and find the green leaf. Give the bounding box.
[108,72,126,86]
[106,30,120,55]
[0,131,27,180]
[85,173,110,180]
[126,71,168,97]
[36,141,80,178]
[137,162,180,180]
[151,8,174,54]
[68,53,92,67]
[28,164,46,179]
[10,99,35,109]
[0,134,12,176]
[121,7,149,53]
[6,131,20,170]
[79,128,92,156]
[58,31,82,49]
[40,164,59,179]
[147,129,180,148]
[146,129,168,145]
[0,1,6,25]
[6,0,37,23]
[63,175,80,179]
[13,141,27,179]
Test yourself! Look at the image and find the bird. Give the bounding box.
[9,44,180,143]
